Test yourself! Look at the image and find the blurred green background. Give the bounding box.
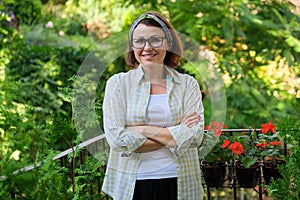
[0,0,299,199]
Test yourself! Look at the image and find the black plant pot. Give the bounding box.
[201,161,227,188]
[263,158,284,185]
[235,162,260,188]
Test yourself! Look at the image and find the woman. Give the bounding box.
[102,11,204,200]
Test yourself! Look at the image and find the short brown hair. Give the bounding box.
[125,11,183,68]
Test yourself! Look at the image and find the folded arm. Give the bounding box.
[127,112,201,152]
[103,74,204,156]
[166,76,205,157]
[103,75,147,154]
[134,139,164,153]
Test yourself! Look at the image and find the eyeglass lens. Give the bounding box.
[132,36,164,49]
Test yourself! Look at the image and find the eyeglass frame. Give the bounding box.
[131,36,167,49]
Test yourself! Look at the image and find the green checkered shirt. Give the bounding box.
[102,65,205,200]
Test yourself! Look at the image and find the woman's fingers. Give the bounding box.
[182,112,197,122]
[185,118,200,128]
[180,112,201,127]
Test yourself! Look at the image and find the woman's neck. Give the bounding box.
[141,64,165,82]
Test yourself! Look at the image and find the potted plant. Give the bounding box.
[221,131,261,188]
[202,121,262,188]
[201,121,285,188]
[255,121,284,185]
[200,122,229,188]
[220,121,284,188]
[203,122,231,163]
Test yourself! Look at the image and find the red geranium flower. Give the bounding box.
[270,141,280,146]
[261,121,276,134]
[222,140,231,148]
[256,141,269,151]
[229,142,245,155]
[207,122,227,136]
[256,141,268,148]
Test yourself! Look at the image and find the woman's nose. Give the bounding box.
[143,41,152,49]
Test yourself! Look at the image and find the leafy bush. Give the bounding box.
[3,0,43,25]
[0,151,72,199]
[266,117,300,199]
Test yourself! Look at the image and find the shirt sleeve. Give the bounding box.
[102,74,147,155]
[167,75,204,157]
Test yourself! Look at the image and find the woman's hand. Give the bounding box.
[180,112,201,128]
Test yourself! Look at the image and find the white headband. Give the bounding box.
[129,13,173,49]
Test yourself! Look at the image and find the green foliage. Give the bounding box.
[72,150,108,200]
[3,0,43,25]
[0,151,72,199]
[0,2,97,198]
[48,113,77,150]
[1,0,299,198]
[5,27,90,116]
[1,1,118,197]
[266,117,300,199]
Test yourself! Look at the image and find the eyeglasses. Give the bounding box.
[131,36,166,49]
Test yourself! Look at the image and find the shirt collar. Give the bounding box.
[134,65,181,84]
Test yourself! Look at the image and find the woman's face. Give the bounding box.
[132,23,168,66]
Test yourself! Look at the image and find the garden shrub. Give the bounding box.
[3,0,43,26]
[0,151,73,199]
[266,117,300,199]
[1,0,299,199]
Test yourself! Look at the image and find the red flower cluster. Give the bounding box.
[205,122,227,136]
[256,141,268,151]
[256,140,281,151]
[221,140,245,155]
[222,140,230,148]
[261,121,276,134]
[228,142,245,155]
[256,141,268,148]
[256,121,281,151]
[270,141,280,146]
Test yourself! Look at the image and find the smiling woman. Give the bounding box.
[132,24,168,67]
[126,11,182,69]
[102,11,205,200]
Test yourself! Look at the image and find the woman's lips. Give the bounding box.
[142,54,157,59]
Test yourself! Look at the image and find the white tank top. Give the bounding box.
[137,94,178,180]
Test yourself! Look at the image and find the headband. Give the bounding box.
[129,13,173,49]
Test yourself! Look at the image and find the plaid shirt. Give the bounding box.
[102,65,205,200]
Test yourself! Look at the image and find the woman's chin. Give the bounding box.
[140,60,164,66]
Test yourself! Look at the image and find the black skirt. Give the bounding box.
[132,177,177,200]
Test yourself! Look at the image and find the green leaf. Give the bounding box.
[285,35,300,52]
[251,88,267,105]
[242,157,257,168]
